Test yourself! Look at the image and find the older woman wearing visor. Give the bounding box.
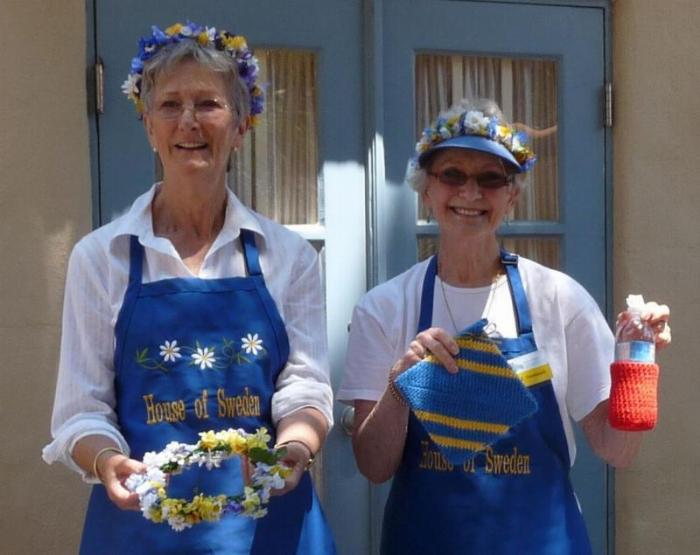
[43,22,335,554]
[338,98,671,554]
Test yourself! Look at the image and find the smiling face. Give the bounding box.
[143,60,247,184]
[422,148,520,239]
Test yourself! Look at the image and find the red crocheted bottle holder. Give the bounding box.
[608,361,659,431]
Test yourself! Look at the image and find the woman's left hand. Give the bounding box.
[271,440,312,496]
[618,301,671,350]
[645,301,671,349]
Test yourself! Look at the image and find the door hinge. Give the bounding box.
[604,82,613,128]
[95,58,105,115]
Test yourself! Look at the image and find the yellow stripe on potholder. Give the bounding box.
[454,358,519,379]
[455,336,502,354]
[414,409,509,434]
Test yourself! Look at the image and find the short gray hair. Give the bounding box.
[406,98,526,194]
[140,40,251,123]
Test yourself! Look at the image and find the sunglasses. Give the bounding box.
[427,168,514,190]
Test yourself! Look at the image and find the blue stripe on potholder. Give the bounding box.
[395,321,538,465]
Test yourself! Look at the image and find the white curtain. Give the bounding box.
[415,54,559,268]
[228,49,319,225]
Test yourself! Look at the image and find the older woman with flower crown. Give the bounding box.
[43,22,335,554]
[337,98,671,554]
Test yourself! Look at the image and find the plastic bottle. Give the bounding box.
[609,294,659,431]
[614,294,655,363]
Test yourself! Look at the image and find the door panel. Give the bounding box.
[380,1,608,553]
[95,2,368,553]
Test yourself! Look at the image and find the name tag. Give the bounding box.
[507,350,553,387]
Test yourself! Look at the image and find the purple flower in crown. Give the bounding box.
[513,130,528,145]
[238,61,257,81]
[130,57,144,73]
[250,93,264,116]
[137,37,156,59]
[520,158,537,172]
[486,119,500,140]
[151,25,171,45]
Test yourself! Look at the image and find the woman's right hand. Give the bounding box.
[390,326,459,380]
[96,451,147,511]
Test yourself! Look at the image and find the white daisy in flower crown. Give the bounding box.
[241,333,264,356]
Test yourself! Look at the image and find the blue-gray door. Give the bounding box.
[92,1,610,553]
[375,1,610,554]
[92,1,370,553]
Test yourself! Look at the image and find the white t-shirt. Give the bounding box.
[43,184,333,480]
[337,256,614,465]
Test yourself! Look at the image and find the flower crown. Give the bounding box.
[414,109,536,171]
[122,22,264,125]
[125,427,290,531]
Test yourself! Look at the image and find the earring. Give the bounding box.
[152,147,157,153]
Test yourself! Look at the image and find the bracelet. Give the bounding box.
[275,440,316,470]
[92,446,124,481]
[387,371,408,406]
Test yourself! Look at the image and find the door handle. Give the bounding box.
[340,406,355,436]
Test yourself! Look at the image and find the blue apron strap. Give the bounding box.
[114,235,145,373]
[500,249,532,335]
[239,228,289,365]
[240,229,262,277]
[418,255,438,333]
[127,234,144,287]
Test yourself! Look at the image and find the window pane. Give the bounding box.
[500,237,560,270]
[229,49,320,225]
[415,54,559,222]
[417,236,560,270]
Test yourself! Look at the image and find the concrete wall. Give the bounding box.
[0,0,697,553]
[0,1,91,552]
[612,1,700,553]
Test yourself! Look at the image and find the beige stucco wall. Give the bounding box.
[613,0,700,553]
[1,1,697,553]
[0,0,91,552]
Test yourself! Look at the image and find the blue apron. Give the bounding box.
[381,252,591,555]
[80,231,336,555]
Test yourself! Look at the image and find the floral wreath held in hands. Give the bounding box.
[125,428,291,532]
[121,21,264,124]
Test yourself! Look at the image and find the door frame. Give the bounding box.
[362,0,614,553]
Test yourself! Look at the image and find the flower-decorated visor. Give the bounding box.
[418,134,523,173]
[413,109,536,174]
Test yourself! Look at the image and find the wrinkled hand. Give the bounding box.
[241,442,310,497]
[390,327,459,380]
[271,441,310,496]
[617,301,671,350]
[97,452,147,511]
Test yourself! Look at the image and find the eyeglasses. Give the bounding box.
[151,98,232,121]
[427,168,514,190]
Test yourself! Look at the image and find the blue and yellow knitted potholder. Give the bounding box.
[394,319,538,465]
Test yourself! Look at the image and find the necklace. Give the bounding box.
[438,276,460,335]
[437,258,505,335]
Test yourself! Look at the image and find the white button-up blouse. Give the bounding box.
[43,184,333,480]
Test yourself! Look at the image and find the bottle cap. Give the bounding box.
[626,294,646,315]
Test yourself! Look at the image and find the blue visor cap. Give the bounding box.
[418,134,524,173]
